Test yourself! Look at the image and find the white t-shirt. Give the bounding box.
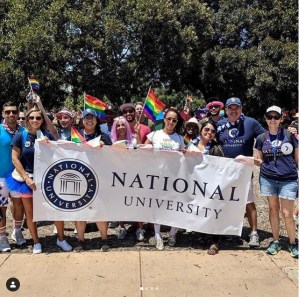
[147,129,185,151]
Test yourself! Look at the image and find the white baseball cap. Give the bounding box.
[266,106,282,115]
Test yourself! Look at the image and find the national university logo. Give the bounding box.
[42,159,98,211]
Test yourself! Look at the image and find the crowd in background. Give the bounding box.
[0,94,298,258]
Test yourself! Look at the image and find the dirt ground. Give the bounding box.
[4,165,297,254]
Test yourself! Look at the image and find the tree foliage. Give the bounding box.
[0,0,297,116]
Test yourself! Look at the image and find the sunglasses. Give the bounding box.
[203,127,216,134]
[28,116,42,121]
[4,110,18,115]
[166,117,178,123]
[186,125,198,130]
[19,117,25,120]
[209,105,220,109]
[266,114,281,120]
[123,109,135,114]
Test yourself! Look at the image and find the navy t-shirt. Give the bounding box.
[255,129,298,181]
[217,116,265,158]
[12,130,54,174]
[78,129,112,145]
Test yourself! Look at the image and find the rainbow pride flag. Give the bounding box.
[144,89,166,122]
[71,127,86,143]
[184,134,191,145]
[84,94,107,120]
[28,78,40,91]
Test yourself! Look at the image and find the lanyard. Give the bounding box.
[266,128,281,161]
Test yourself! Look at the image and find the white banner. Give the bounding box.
[33,141,253,235]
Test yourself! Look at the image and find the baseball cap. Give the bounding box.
[56,108,73,119]
[120,103,135,113]
[82,109,97,118]
[266,106,282,115]
[206,101,224,110]
[225,97,242,108]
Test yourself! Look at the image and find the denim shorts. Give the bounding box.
[259,176,298,200]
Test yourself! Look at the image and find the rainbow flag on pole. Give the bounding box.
[84,94,107,120]
[71,127,86,143]
[184,134,192,145]
[28,78,40,91]
[143,88,166,122]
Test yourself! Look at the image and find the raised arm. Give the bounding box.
[33,94,58,140]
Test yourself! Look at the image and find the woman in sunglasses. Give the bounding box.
[255,106,298,258]
[74,109,112,252]
[145,107,185,250]
[6,105,57,254]
[192,119,224,255]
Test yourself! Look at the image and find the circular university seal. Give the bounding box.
[281,143,293,155]
[42,159,98,211]
[229,128,239,138]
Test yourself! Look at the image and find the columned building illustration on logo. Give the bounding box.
[59,173,82,196]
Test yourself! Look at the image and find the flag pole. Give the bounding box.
[137,86,152,124]
[83,92,86,111]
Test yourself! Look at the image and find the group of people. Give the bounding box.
[0,94,298,258]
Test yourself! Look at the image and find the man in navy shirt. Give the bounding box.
[217,97,265,248]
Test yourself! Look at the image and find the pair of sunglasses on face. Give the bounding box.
[265,114,281,120]
[4,110,18,115]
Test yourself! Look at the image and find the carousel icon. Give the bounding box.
[59,173,82,196]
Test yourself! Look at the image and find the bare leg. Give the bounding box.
[267,196,280,241]
[54,221,65,241]
[96,221,108,240]
[21,197,39,244]
[281,199,296,244]
[75,221,86,242]
[246,202,257,231]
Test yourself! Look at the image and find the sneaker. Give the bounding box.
[168,235,176,247]
[249,233,260,248]
[288,243,298,258]
[117,228,127,240]
[53,225,58,234]
[33,243,42,254]
[101,240,110,252]
[74,241,85,252]
[11,229,26,245]
[73,227,77,234]
[266,241,281,255]
[0,237,11,252]
[56,239,72,252]
[156,238,164,251]
[136,228,145,241]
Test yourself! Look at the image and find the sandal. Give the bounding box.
[207,243,219,255]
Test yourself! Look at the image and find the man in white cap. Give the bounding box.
[217,97,265,248]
